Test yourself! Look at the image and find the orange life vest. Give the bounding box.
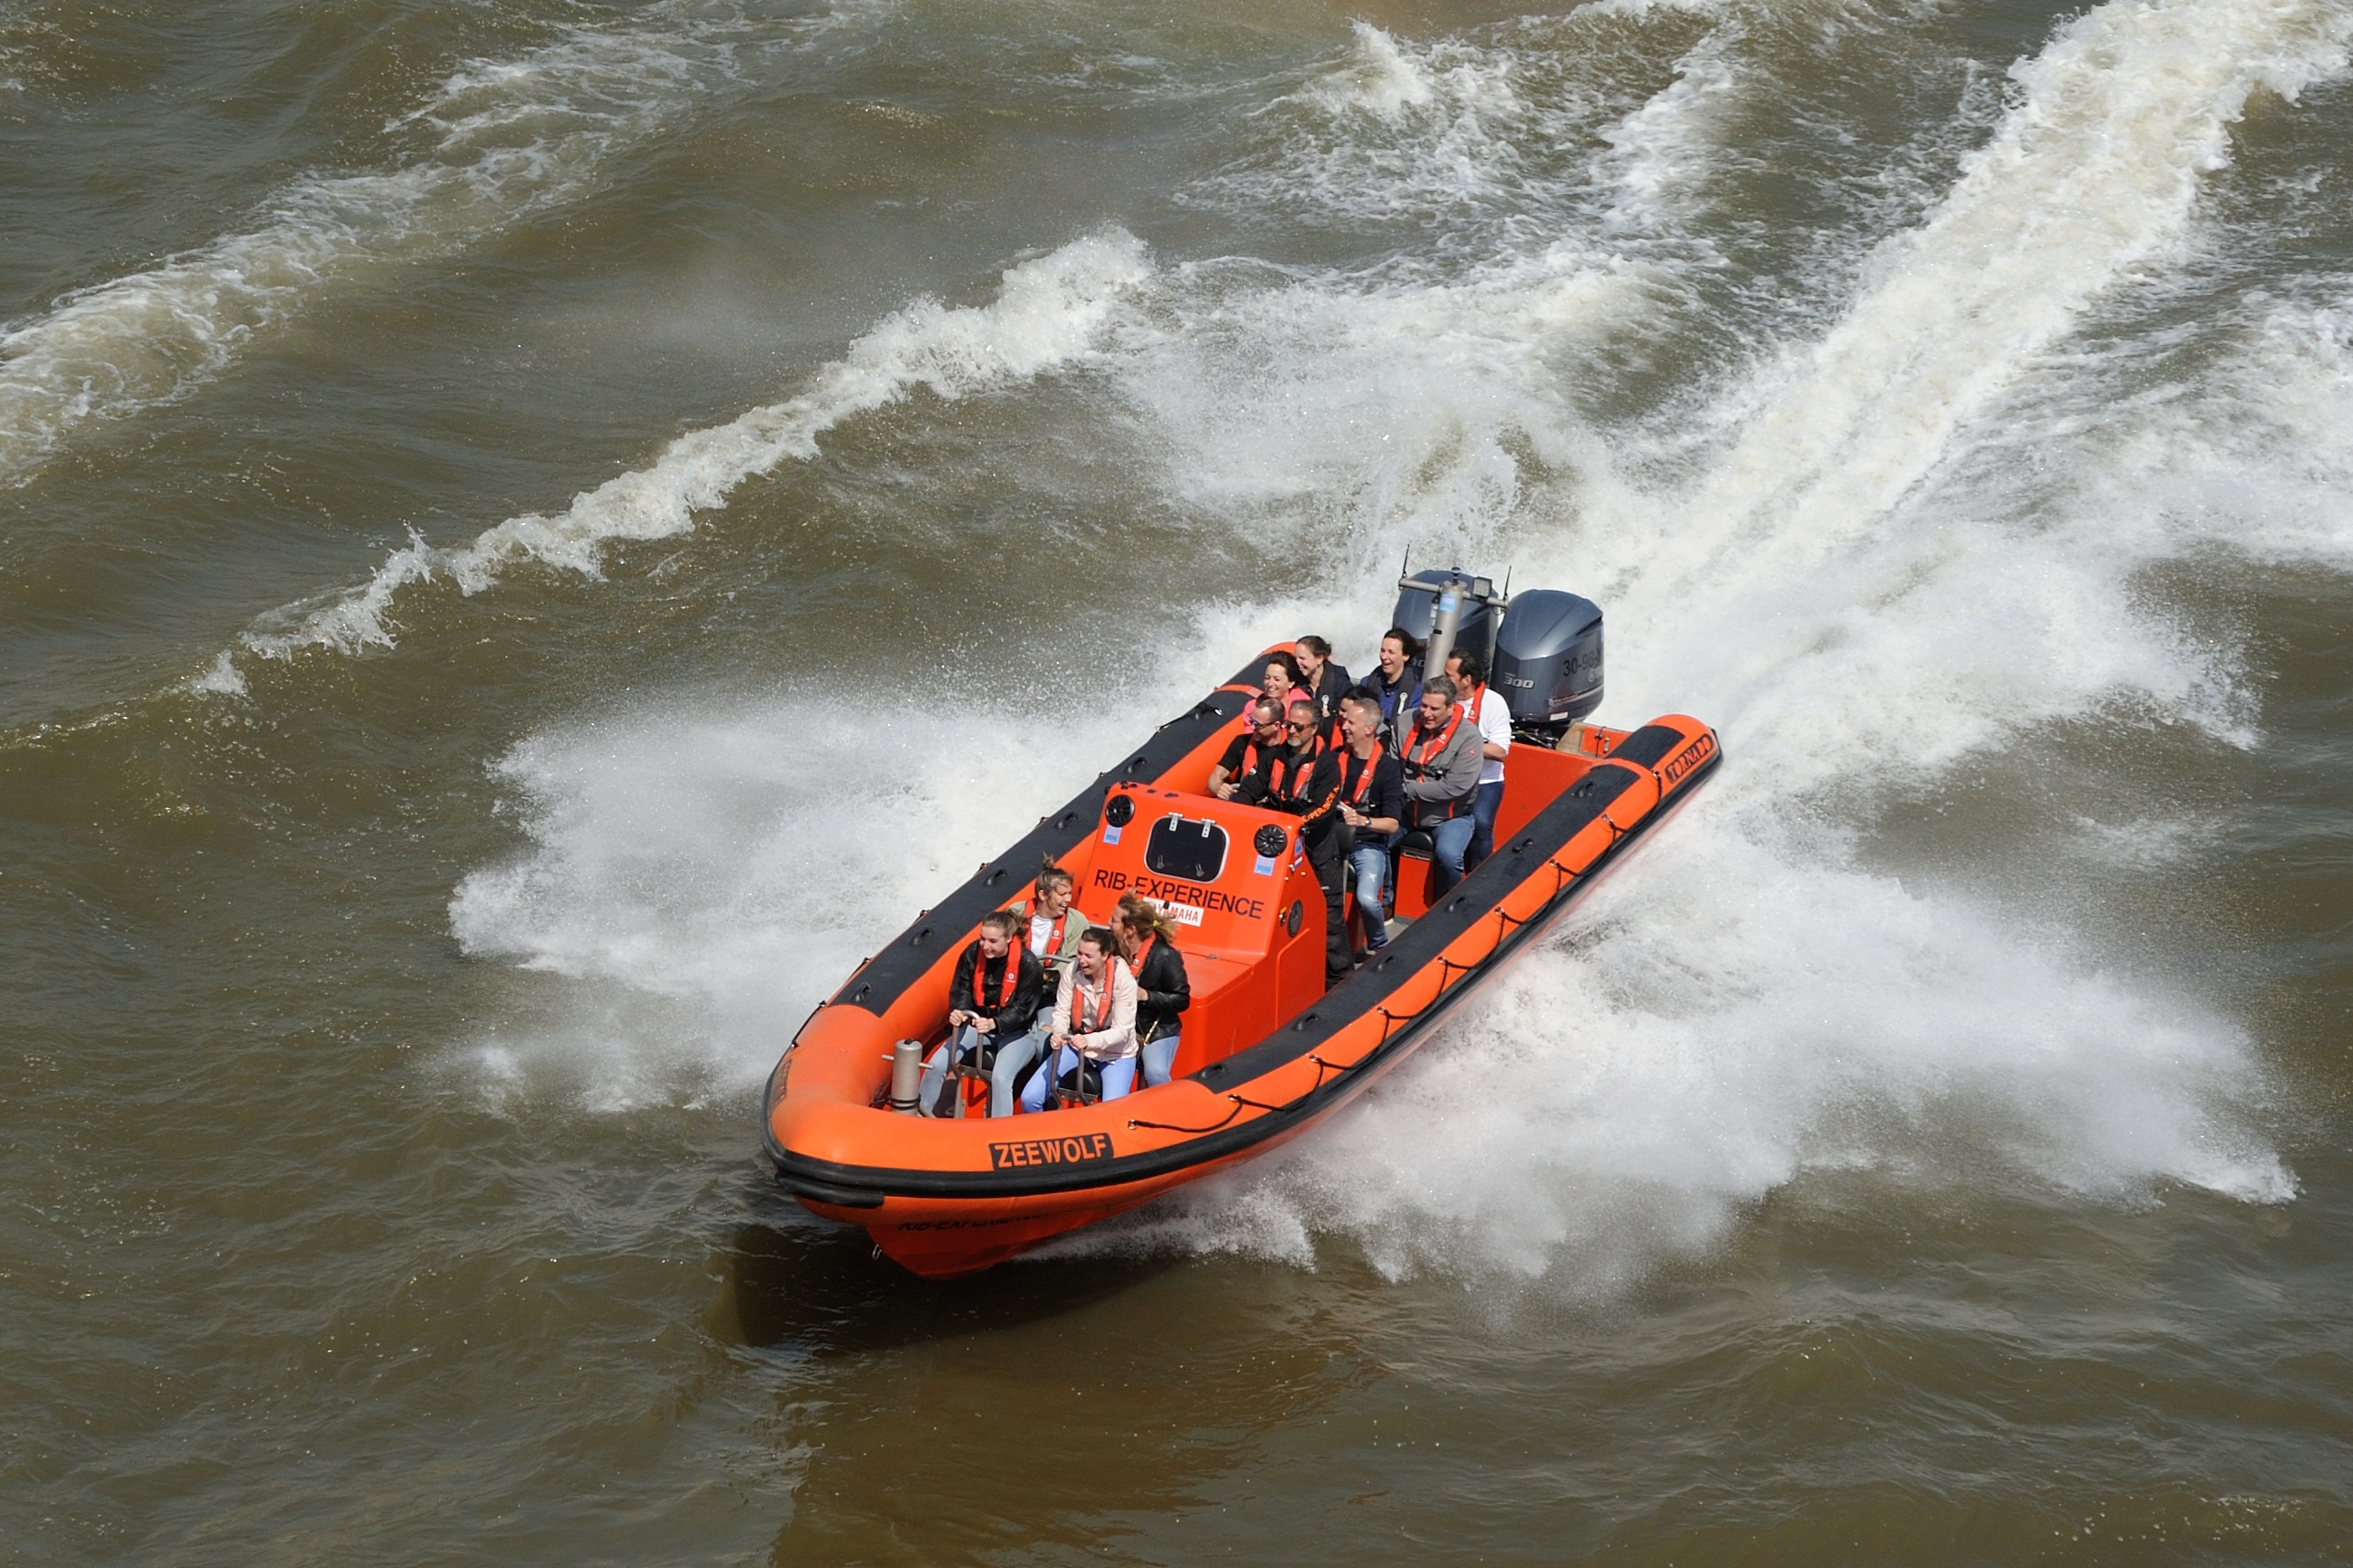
[1070,969,1116,1034]
[973,945,1021,1010]
[1263,734,1327,802]
[1404,711,1469,823]
[1344,742,1386,805]
[1406,710,1464,770]
[1029,910,1068,962]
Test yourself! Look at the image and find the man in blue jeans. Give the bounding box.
[1397,675,1484,898]
[1334,690,1405,956]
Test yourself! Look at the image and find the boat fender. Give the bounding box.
[887,1038,923,1114]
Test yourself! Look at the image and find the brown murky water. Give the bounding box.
[5,0,2352,1560]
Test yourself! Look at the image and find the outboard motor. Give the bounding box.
[1493,589,1603,738]
[1391,567,1506,679]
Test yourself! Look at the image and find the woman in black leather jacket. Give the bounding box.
[1115,893,1192,1088]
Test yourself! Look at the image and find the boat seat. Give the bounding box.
[1043,1056,1103,1110]
[1395,829,1433,857]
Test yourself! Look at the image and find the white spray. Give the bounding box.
[456,0,2339,1284]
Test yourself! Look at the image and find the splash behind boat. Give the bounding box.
[760,571,1720,1276]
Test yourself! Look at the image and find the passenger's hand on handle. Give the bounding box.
[948,1009,972,1028]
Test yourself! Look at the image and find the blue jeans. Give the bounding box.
[1425,813,1476,898]
[918,1022,998,1116]
[1349,843,1391,948]
[1467,779,1504,870]
[987,1029,1049,1119]
[1018,1045,1137,1112]
[1140,1031,1180,1087]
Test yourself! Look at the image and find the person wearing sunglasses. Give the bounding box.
[1208,697,1286,802]
[1240,699,1355,987]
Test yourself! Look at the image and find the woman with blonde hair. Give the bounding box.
[1114,893,1191,1087]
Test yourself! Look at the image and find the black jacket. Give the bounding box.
[1129,937,1190,1044]
[1337,746,1405,842]
[1363,662,1422,750]
[1307,662,1353,726]
[1244,741,1346,856]
[949,941,1044,1039]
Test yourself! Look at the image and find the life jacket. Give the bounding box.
[1123,932,1157,980]
[1343,742,1386,805]
[1261,738,1324,802]
[1404,711,1471,822]
[1070,968,1117,1034]
[973,945,1021,1011]
[1029,910,1068,963]
[1405,710,1463,770]
[1457,680,1488,728]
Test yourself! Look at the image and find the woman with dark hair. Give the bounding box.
[1364,626,1424,750]
[1293,635,1352,726]
[1261,651,1308,719]
[1114,893,1191,1087]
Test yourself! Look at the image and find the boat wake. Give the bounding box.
[239,231,1151,660]
[439,0,2348,1283]
[0,0,872,485]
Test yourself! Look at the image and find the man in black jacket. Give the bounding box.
[1209,697,1286,802]
[1244,699,1354,987]
[1334,691,1405,959]
[919,911,1043,1116]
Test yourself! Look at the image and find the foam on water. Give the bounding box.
[0,1,856,484]
[1202,16,1658,244]
[1600,27,1740,228]
[237,231,1151,658]
[448,0,2340,1281]
[447,695,1125,1109]
[1597,0,2353,603]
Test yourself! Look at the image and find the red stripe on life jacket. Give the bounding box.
[1345,742,1386,804]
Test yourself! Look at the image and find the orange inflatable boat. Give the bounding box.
[762,577,1719,1277]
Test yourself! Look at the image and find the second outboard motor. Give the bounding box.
[1493,589,1603,736]
[1392,567,1506,678]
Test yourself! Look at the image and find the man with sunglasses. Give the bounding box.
[1240,699,1353,987]
[1208,697,1286,802]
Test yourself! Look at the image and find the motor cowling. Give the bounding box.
[1493,589,1603,729]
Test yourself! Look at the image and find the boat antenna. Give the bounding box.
[1502,564,1513,603]
[1399,545,1411,585]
